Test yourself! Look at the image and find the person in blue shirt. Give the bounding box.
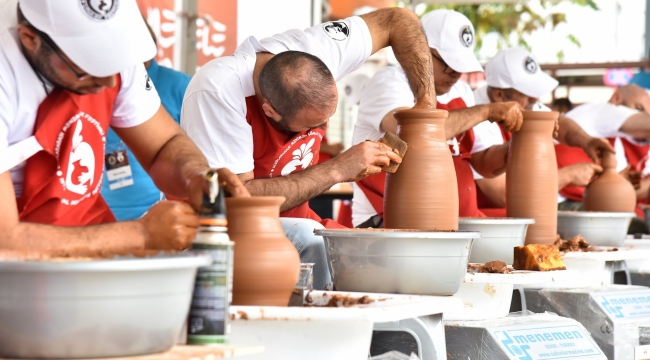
[101,27,192,220]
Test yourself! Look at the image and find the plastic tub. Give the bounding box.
[459,218,534,264]
[0,251,211,359]
[315,229,480,296]
[557,211,635,247]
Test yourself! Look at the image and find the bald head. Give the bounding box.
[259,51,337,124]
[610,84,650,113]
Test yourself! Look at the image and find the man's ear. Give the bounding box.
[261,101,282,122]
[491,89,507,103]
[16,24,40,53]
[609,91,622,106]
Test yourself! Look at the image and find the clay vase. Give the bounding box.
[384,109,459,230]
[225,196,300,306]
[506,111,559,245]
[583,151,636,212]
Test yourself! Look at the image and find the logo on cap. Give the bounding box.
[524,56,538,74]
[459,26,474,48]
[322,21,350,41]
[80,0,119,21]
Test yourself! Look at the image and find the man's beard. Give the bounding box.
[29,47,85,95]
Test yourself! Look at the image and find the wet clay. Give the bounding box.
[583,151,636,212]
[0,249,163,261]
[479,260,511,274]
[506,111,559,244]
[226,196,300,306]
[384,109,458,230]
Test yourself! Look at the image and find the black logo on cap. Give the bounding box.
[459,26,474,48]
[80,0,119,21]
[322,21,350,41]
[524,56,538,74]
[143,74,153,91]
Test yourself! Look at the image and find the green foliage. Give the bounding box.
[407,0,598,61]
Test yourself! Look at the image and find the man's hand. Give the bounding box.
[567,162,603,187]
[486,101,523,132]
[187,168,250,212]
[321,142,345,157]
[620,166,642,189]
[583,137,616,163]
[139,201,200,250]
[332,141,402,182]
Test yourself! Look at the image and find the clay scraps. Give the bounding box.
[467,261,512,274]
[304,292,381,307]
[554,234,594,253]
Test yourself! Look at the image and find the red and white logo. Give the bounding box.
[54,112,106,205]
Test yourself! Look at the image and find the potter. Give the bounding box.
[0,0,247,255]
[181,8,437,289]
[473,47,615,217]
[352,9,523,228]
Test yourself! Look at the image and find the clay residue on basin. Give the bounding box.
[303,292,389,307]
[0,249,168,261]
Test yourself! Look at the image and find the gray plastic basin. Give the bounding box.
[459,218,534,265]
[557,211,635,247]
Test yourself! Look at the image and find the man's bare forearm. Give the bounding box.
[445,106,490,140]
[148,132,210,198]
[2,221,147,253]
[557,167,573,191]
[360,8,435,108]
[558,114,591,148]
[470,143,509,178]
[243,161,343,212]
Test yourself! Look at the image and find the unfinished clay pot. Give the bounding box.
[506,111,559,245]
[583,151,636,212]
[226,196,300,306]
[384,109,459,230]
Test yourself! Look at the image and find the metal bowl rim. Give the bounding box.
[0,252,212,272]
[315,229,481,239]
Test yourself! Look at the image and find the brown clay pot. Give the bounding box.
[506,111,559,245]
[583,151,636,212]
[384,109,459,230]
[225,196,300,306]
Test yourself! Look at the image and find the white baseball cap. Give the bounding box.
[420,9,483,74]
[19,0,156,77]
[485,47,558,98]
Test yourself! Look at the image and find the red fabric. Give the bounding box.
[611,137,649,217]
[480,207,507,217]
[244,96,344,228]
[317,136,333,164]
[17,78,121,225]
[554,143,592,202]
[357,97,486,218]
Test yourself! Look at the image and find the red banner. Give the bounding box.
[137,0,237,69]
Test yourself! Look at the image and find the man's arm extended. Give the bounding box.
[360,8,436,109]
[557,114,615,162]
[239,141,401,212]
[619,112,650,140]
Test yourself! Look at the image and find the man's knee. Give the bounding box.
[280,218,325,253]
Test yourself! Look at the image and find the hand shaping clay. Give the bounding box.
[384,109,458,230]
[506,110,559,244]
[583,151,636,212]
[226,196,300,306]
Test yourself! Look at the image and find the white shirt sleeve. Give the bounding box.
[181,87,254,174]
[471,121,504,154]
[565,103,639,139]
[258,16,373,81]
[0,77,11,150]
[111,63,162,128]
[354,67,414,144]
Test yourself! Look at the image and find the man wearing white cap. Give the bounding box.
[0,0,246,253]
[351,9,523,227]
[560,84,650,220]
[473,47,614,213]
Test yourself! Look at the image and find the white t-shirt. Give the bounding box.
[181,17,373,174]
[350,66,503,226]
[0,27,160,197]
[565,102,639,140]
[473,84,490,106]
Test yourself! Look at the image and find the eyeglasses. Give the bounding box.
[37,31,90,81]
[431,52,458,75]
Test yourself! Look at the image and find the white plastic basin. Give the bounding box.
[315,229,480,296]
[459,218,534,264]
[557,211,635,247]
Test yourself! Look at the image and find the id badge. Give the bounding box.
[105,142,134,190]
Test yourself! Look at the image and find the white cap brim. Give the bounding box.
[439,48,484,74]
[513,71,559,98]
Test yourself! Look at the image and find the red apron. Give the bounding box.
[554,143,592,202]
[476,123,509,217]
[17,78,121,225]
[245,96,344,229]
[357,97,485,219]
[610,137,650,217]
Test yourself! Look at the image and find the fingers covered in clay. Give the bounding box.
[216,167,251,198]
[335,141,402,182]
[487,101,524,132]
[139,200,200,250]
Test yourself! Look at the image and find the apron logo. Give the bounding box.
[524,56,538,74]
[322,21,350,41]
[281,138,315,176]
[459,26,474,47]
[80,0,119,21]
[55,112,105,205]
